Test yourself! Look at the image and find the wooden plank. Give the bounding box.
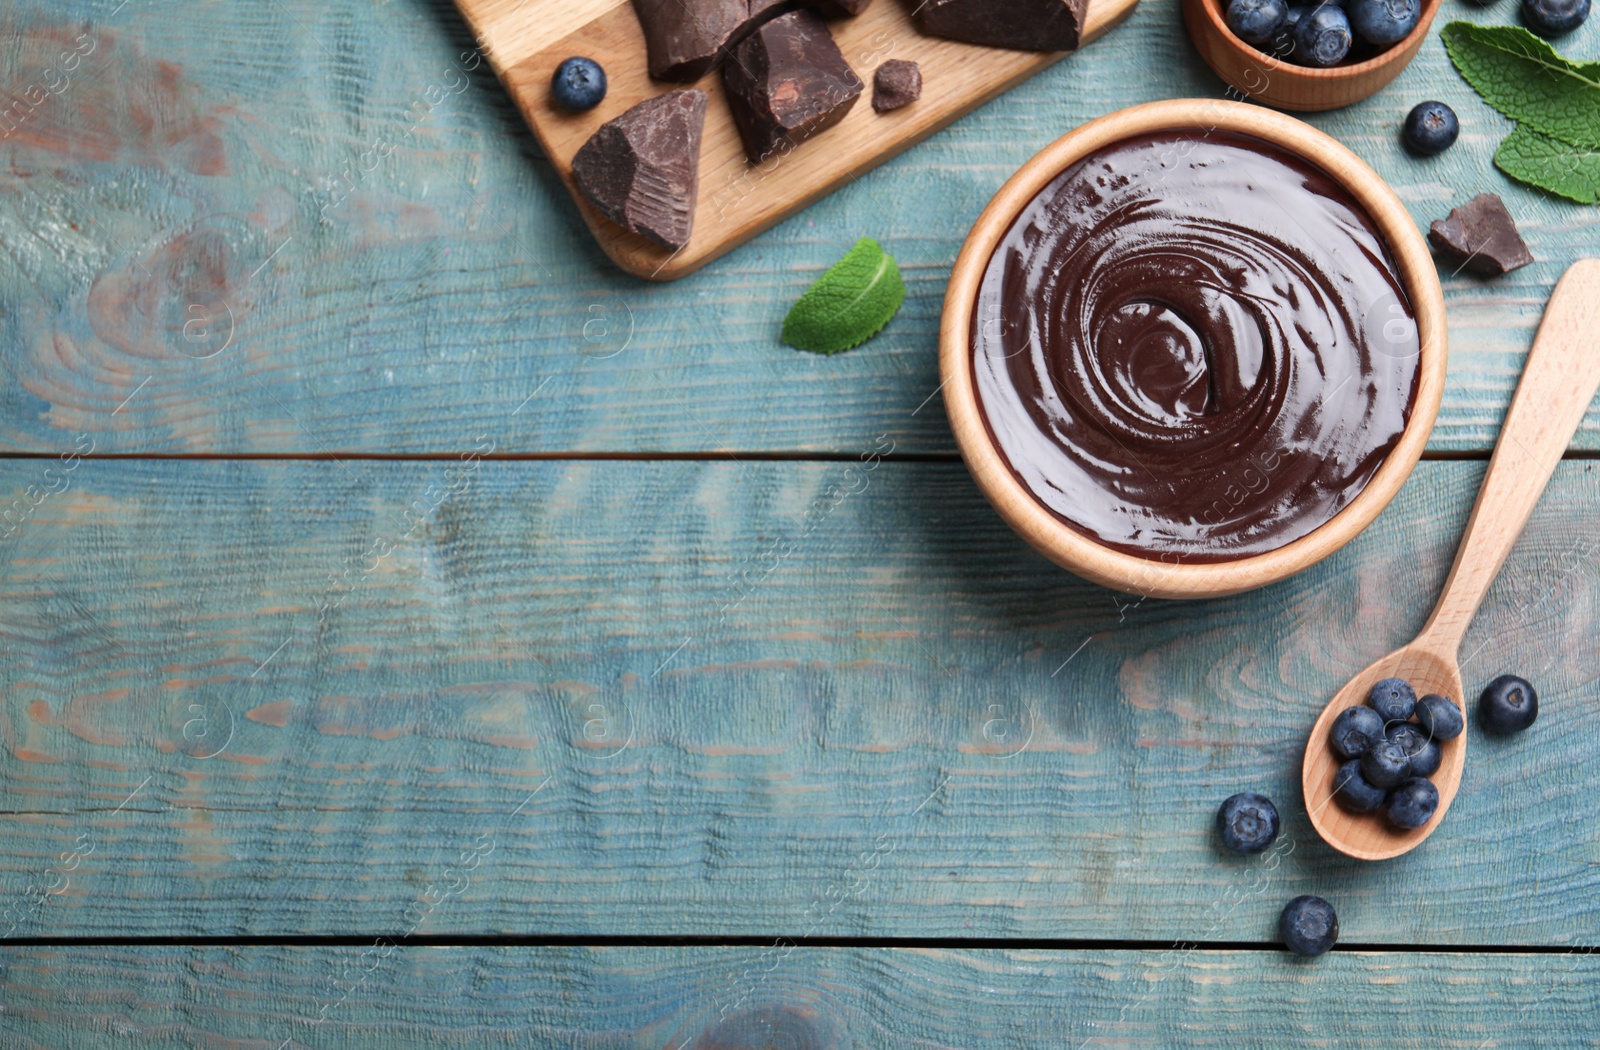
[460,0,1140,279]
[0,1,1591,454]
[1,946,1597,1046]
[2,458,1599,941]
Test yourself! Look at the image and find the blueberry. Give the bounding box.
[1415,693,1464,741]
[1269,5,1310,58]
[1386,776,1439,829]
[1216,791,1281,853]
[1523,0,1589,35]
[1361,739,1411,788]
[1333,758,1390,813]
[1368,677,1417,723]
[1385,721,1423,750]
[1402,101,1460,156]
[1347,0,1422,44]
[1228,0,1290,44]
[1479,674,1538,734]
[1386,722,1441,777]
[1280,895,1339,956]
[551,56,607,112]
[1292,4,1353,66]
[1409,738,1441,777]
[1329,705,1387,759]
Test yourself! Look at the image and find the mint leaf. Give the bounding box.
[1441,22,1600,149]
[781,238,906,354]
[1495,125,1600,203]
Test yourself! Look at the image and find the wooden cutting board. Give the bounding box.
[456,0,1140,280]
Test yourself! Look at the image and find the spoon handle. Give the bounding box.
[1421,260,1600,651]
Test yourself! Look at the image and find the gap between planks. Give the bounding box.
[4,934,1597,953]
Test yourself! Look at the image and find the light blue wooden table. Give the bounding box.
[1,0,1597,1044]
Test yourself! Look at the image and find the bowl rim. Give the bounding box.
[939,99,1447,600]
[1189,0,1444,81]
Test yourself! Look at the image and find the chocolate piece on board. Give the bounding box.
[1428,194,1535,277]
[631,0,790,81]
[723,9,864,163]
[571,89,708,250]
[912,0,1089,52]
[872,59,922,111]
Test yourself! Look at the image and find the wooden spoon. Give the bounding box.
[1304,260,1600,861]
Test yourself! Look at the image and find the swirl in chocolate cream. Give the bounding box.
[973,131,1420,563]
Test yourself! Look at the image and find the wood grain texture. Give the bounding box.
[1422,261,1600,647]
[2,946,1598,1047]
[3,458,1600,942]
[459,0,1140,278]
[0,0,1594,454]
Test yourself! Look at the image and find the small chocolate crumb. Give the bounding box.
[723,10,864,164]
[1428,193,1534,277]
[872,59,922,112]
[571,90,707,250]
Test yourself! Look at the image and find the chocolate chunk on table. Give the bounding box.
[631,0,790,82]
[723,10,864,164]
[1428,194,1534,277]
[571,89,708,251]
[912,0,1090,51]
[872,59,922,112]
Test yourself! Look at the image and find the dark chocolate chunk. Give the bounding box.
[631,0,790,82]
[571,89,707,251]
[872,59,922,112]
[723,9,864,163]
[1428,193,1534,277]
[912,0,1089,51]
[806,0,874,15]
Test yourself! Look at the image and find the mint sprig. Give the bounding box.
[781,238,906,354]
[1442,21,1600,202]
[1495,126,1600,204]
[1442,23,1600,148]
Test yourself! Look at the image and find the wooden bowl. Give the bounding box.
[939,99,1446,601]
[1182,0,1442,111]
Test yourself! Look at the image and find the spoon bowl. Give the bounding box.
[1303,260,1600,861]
[1303,643,1465,860]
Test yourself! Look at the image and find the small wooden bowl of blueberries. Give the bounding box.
[1182,0,1443,110]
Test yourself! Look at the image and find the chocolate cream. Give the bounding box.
[973,130,1420,563]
